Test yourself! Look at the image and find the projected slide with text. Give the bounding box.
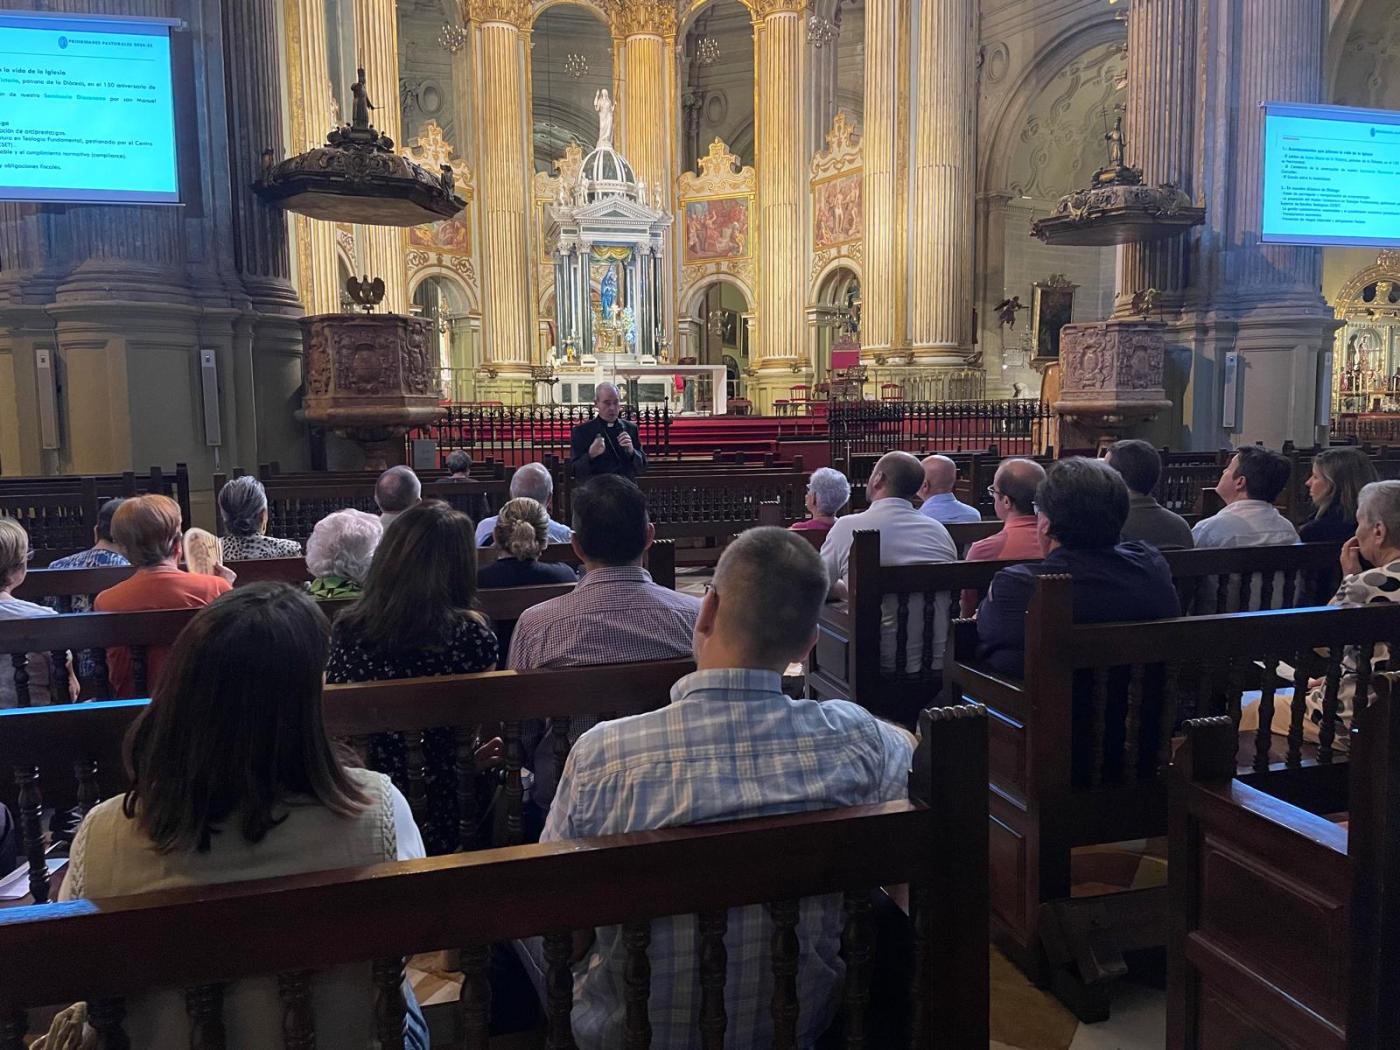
[1262,103,1400,248]
[0,13,178,204]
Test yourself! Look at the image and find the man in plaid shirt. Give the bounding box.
[523,527,914,1049]
[508,475,701,805]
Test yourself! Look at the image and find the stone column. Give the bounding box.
[1114,0,1197,314]
[909,0,975,364]
[1182,0,1338,448]
[859,0,901,358]
[288,0,344,315]
[469,0,535,394]
[614,0,678,346]
[352,0,409,314]
[751,0,808,411]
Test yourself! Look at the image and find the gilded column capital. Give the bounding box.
[466,0,530,29]
[750,0,806,20]
[610,0,677,39]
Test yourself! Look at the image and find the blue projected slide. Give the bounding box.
[0,12,179,204]
[1262,102,1400,248]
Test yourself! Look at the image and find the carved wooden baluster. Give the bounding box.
[1222,658,1244,726]
[768,899,800,1050]
[0,1007,27,1050]
[697,910,728,1050]
[893,593,909,677]
[73,758,100,818]
[543,932,577,1050]
[1258,569,1275,610]
[1288,655,1311,767]
[1122,664,1146,781]
[372,957,407,1050]
[1088,669,1109,788]
[88,998,131,1050]
[1318,644,1345,764]
[503,720,525,846]
[454,726,479,852]
[1254,654,1281,773]
[840,892,873,1049]
[11,652,29,708]
[276,970,316,1050]
[921,591,937,676]
[552,716,572,786]
[49,651,67,705]
[622,921,652,1049]
[908,880,934,1047]
[14,766,48,903]
[132,645,149,698]
[1156,662,1181,771]
[95,651,113,702]
[1214,572,1230,614]
[1196,660,1215,718]
[1281,568,1298,609]
[404,731,429,824]
[185,984,227,1050]
[457,944,491,1050]
[1353,638,1376,727]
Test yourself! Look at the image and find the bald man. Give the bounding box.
[917,454,981,524]
[570,383,646,479]
[819,452,956,706]
[966,458,1047,562]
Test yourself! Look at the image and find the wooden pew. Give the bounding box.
[948,579,1400,1021]
[1167,699,1400,1049]
[809,531,1342,712]
[0,702,989,1050]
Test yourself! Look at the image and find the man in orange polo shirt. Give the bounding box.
[960,457,1047,616]
[94,495,230,698]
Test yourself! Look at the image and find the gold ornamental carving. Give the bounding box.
[467,0,531,29]
[749,0,807,17]
[677,138,755,199]
[809,110,861,182]
[610,0,677,39]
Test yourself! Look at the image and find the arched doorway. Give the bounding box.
[680,276,754,401]
[810,264,860,383]
[411,274,475,402]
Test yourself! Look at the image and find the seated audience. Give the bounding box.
[525,528,914,1049]
[217,475,302,560]
[375,465,422,529]
[917,454,981,524]
[42,496,129,687]
[56,584,429,1049]
[1105,439,1194,550]
[1191,445,1299,548]
[182,528,236,582]
[510,475,700,806]
[976,457,1180,679]
[95,496,231,699]
[445,449,473,480]
[305,509,383,600]
[821,452,956,718]
[957,457,1047,615]
[475,462,573,547]
[790,466,850,530]
[327,501,500,854]
[480,498,578,662]
[0,518,77,708]
[1241,479,1400,753]
[1298,445,1377,543]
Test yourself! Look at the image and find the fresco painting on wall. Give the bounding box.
[685,196,751,261]
[813,172,862,249]
[409,215,471,255]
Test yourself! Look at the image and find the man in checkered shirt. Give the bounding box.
[508,474,701,805]
[521,527,915,1049]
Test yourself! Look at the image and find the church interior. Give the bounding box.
[1,0,1400,1047]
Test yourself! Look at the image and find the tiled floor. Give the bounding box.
[990,948,1164,1050]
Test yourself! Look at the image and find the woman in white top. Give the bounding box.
[49,583,428,1050]
[0,517,77,708]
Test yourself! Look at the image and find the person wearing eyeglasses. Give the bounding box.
[956,458,1048,615]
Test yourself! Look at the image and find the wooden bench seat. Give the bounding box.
[948,577,1400,1021]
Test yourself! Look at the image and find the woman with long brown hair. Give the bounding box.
[327,500,501,854]
[1300,445,1379,543]
[56,583,428,1048]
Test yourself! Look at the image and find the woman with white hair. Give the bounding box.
[790,467,851,531]
[1242,479,1400,752]
[305,509,383,601]
[217,475,302,560]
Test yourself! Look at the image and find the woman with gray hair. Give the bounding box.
[218,475,303,560]
[1243,479,1400,752]
[790,467,851,531]
[305,509,383,601]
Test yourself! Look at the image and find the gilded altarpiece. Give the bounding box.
[533,143,587,329]
[677,138,758,312]
[808,111,863,299]
[403,121,477,293]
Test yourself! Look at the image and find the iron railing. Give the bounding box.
[408,404,672,467]
[828,399,1053,465]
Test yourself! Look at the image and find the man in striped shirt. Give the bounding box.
[523,528,914,1049]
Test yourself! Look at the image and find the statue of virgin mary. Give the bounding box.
[594,89,615,150]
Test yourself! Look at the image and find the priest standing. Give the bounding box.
[571,382,647,479]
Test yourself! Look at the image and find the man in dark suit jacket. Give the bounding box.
[571,382,646,479]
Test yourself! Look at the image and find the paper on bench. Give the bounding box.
[0,859,64,900]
